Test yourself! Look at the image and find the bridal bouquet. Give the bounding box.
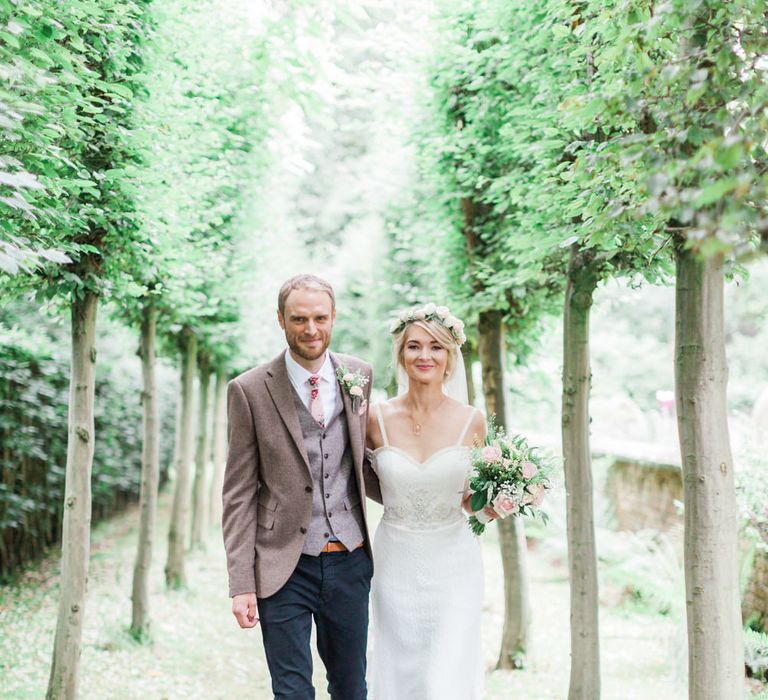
[467,418,553,536]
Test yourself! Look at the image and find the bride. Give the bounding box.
[365,303,494,699]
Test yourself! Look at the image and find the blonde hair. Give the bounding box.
[393,319,458,380]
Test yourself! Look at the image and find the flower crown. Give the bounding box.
[389,303,467,346]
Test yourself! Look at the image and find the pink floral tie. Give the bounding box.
[308,375,324,427]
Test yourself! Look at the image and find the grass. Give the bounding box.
[0,490,703,700]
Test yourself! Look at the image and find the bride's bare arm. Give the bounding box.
[462,409,496,518]
[364,404,383,503]
[366,405,383,450]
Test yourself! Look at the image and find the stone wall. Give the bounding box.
[605,457,683,535]
[605,455,768,632]
[743,550,768,633]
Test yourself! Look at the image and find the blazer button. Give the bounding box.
[305,486,312,493]
[300,527,307,534]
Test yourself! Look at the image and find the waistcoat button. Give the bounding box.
[300,527,307,534]
[305,486,312,493]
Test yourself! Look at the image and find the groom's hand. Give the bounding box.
[232,592,259,628]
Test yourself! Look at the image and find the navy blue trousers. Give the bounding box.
[258,547,373,700]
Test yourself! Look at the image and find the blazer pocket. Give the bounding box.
[257,493,278,511]
[257,513,275,530]
[343,493,361,511]
[257,493,277,530]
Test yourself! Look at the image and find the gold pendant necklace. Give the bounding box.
[409,395,446,436]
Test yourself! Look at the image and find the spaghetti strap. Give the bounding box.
[456,407,478,446]
[375,404,390,446]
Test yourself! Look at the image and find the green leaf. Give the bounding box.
[470,491,487,512]
[714,143,742,170]
[696,178,738,207]
[0,31,21,49]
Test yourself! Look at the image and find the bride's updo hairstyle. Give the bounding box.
[390,303,467,381]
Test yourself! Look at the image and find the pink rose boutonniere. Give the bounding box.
[335,365,370,413]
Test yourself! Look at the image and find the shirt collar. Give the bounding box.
[284,349,335,386]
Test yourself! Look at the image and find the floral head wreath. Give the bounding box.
[389,302,467,346]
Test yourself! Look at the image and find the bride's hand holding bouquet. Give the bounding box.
[467,417,553,536]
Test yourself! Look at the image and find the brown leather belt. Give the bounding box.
[320,540,364,553]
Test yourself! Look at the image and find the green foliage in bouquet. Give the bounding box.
[467,414,553,535]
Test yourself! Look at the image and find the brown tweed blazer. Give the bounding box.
[222,350,380,599]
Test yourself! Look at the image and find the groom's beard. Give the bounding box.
[286,333,331,362]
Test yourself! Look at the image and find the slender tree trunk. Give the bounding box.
[675,248,743,698]
[190,357,211,549]
[562,247,600,700]
[478,309,531,670]
[462,342,476,406]
[165,331,197,588]
[130,303,160,639]
[46,291,98,700]
[171,377,183,480]
[208,370,228,527]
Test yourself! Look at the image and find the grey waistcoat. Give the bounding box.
[292,385,365,555]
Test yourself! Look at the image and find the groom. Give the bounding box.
[222,274,379,700]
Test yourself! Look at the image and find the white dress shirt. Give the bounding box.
[285,349,338,426]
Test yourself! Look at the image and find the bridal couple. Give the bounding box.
[222,274,496,699]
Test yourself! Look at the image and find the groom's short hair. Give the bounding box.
[278,274,336,315]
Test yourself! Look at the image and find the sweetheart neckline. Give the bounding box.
[368,444,470,467]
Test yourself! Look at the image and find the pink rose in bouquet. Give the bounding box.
[492,492,520,518]
[522,461,538,479]
[481,445,503,464]
[522,483,547,507]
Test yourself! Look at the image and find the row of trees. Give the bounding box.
[373,0,767,697]
[0,0,280,696]
[0,308,178,575]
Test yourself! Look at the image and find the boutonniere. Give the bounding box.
[335,365,370,412]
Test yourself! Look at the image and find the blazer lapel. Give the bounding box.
[264,352,311,474]
[331,353,363,471]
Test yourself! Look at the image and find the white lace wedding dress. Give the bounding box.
[368,406,484,700]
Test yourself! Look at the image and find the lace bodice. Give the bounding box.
[367,444,472,530]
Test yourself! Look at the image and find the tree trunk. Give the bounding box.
[130,302,160,639]
[165,331,197,588]
[190,357,211,549]
[561,247,600,700]
[674,248,743,698]
[46,291,98,700]
[462,342,476,406]
[208,370,228,527]
[477,309,531,670]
